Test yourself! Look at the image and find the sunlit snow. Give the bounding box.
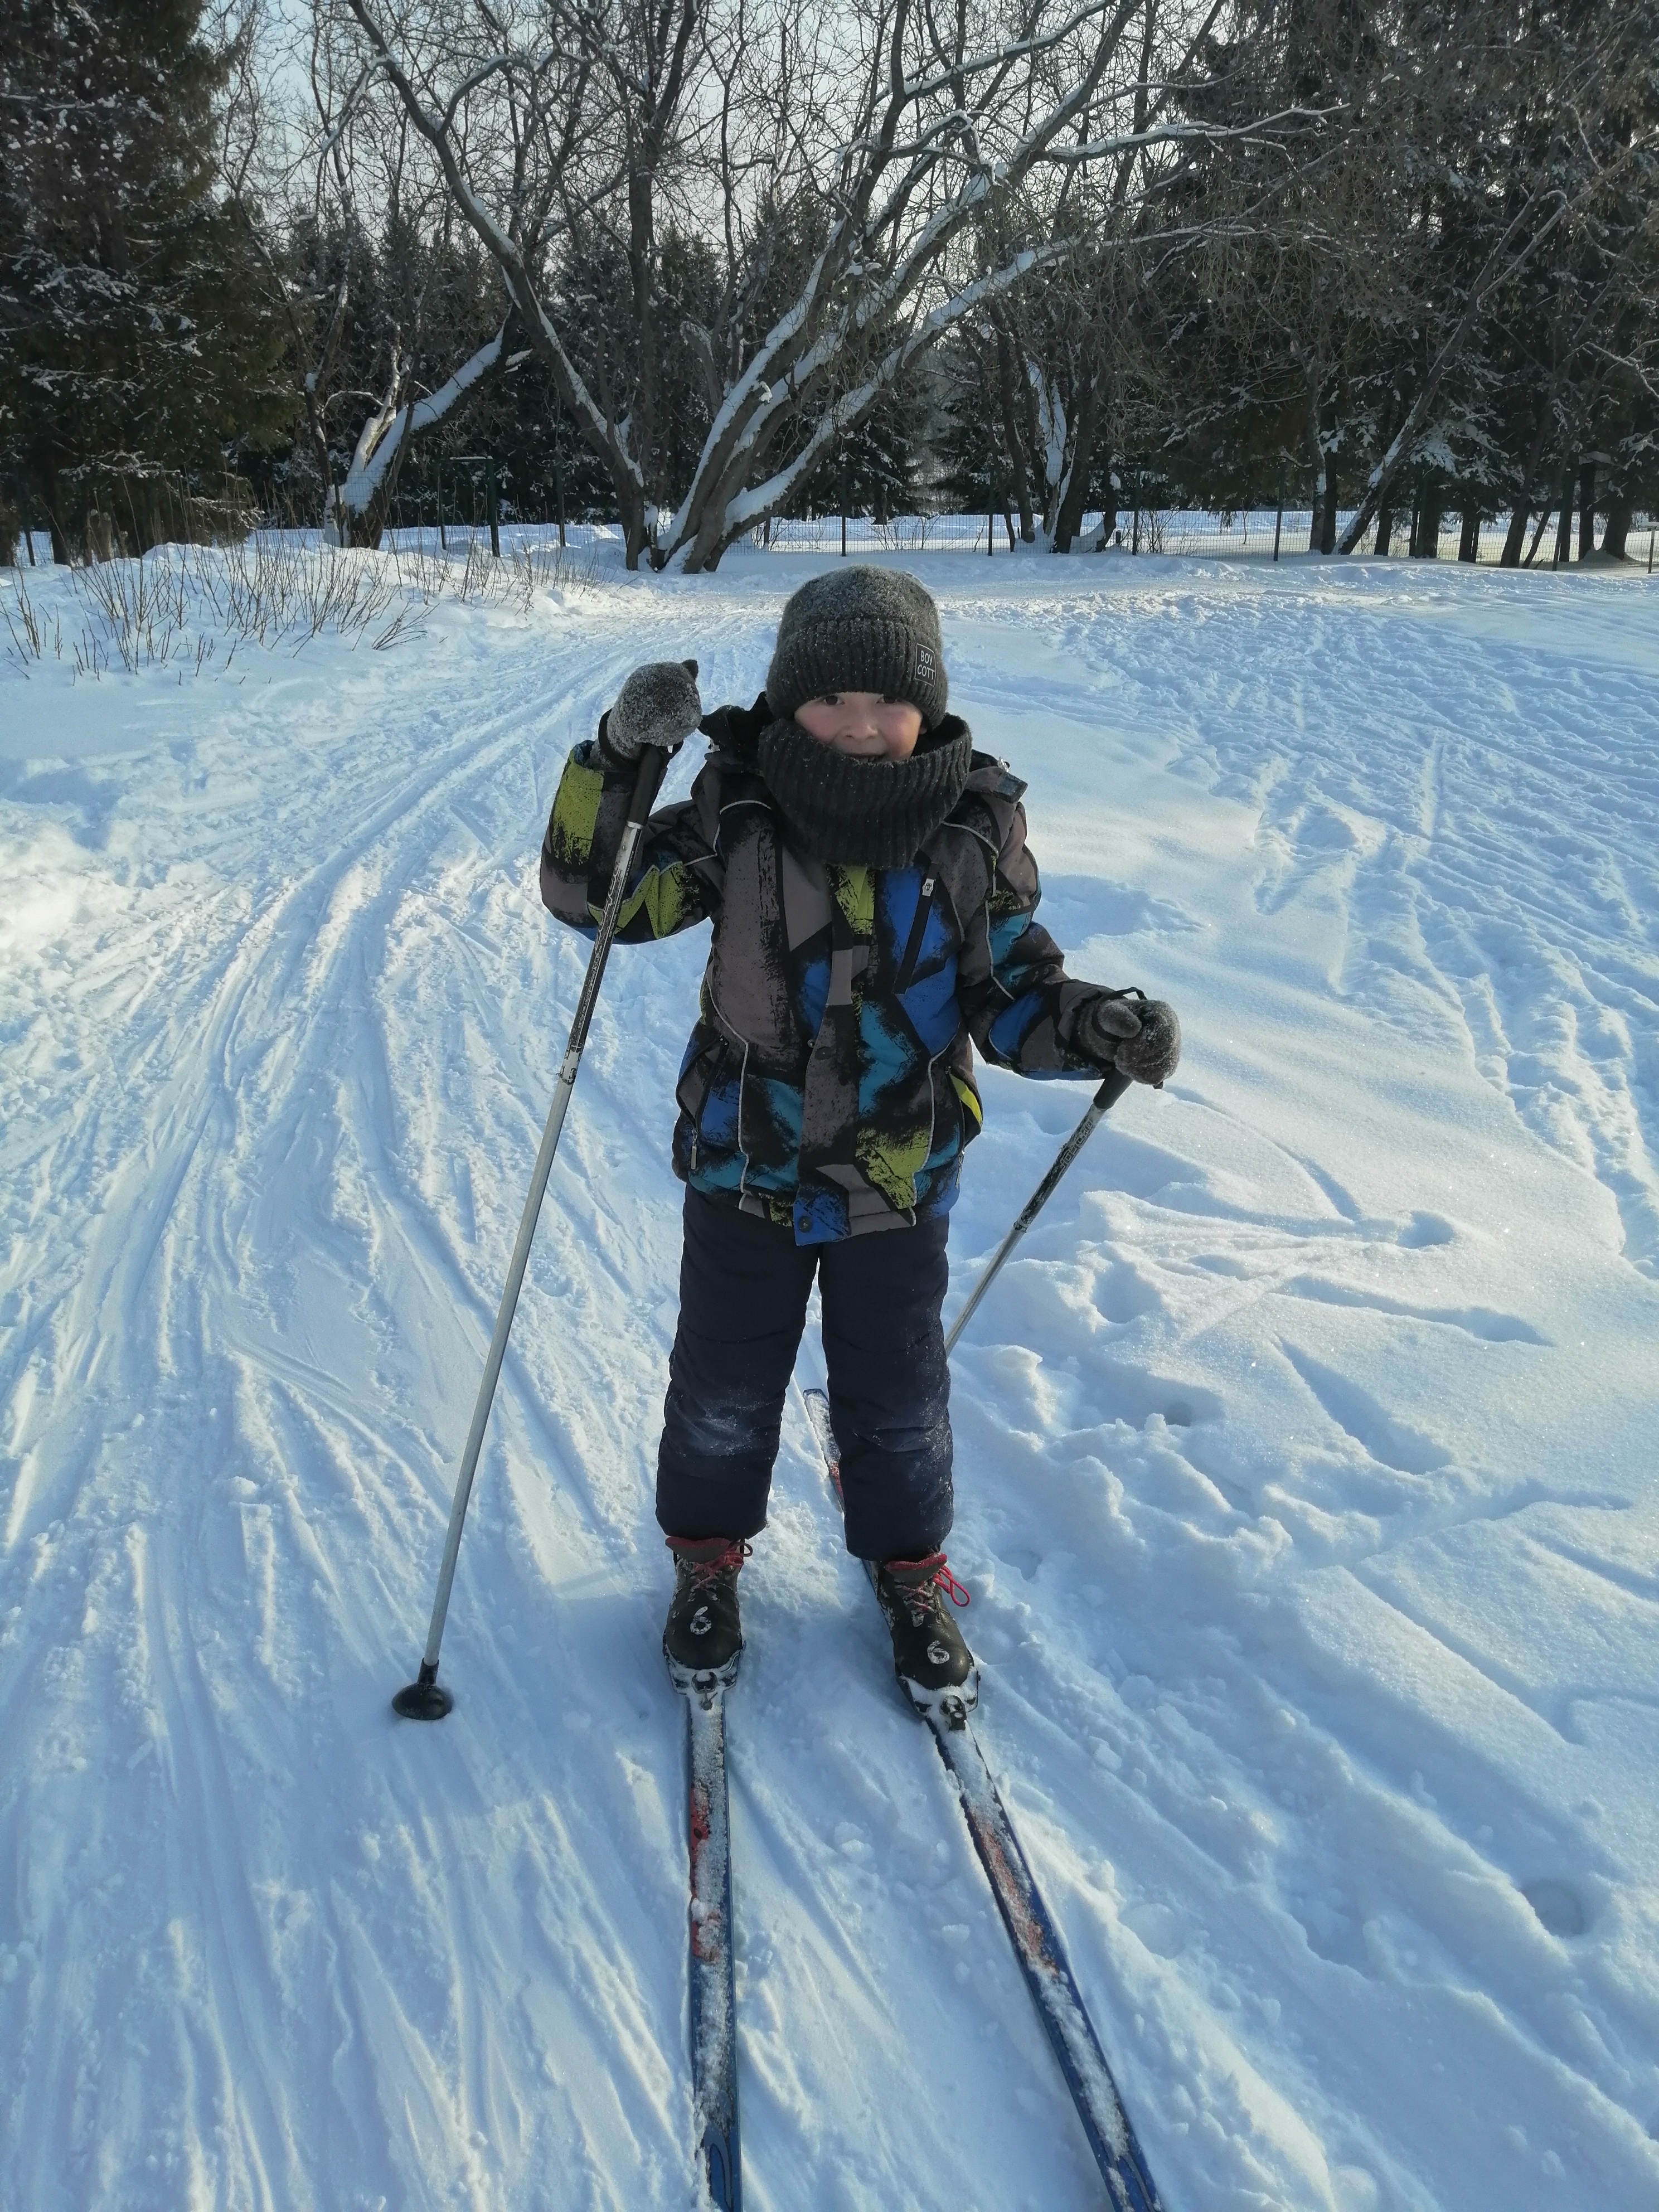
[2,539,1656,2210]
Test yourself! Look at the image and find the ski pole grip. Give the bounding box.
[1093,1068,1134,1112]
[626,743,672,826]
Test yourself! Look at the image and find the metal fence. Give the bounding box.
[17,505,1655,573]
[744,507,1658,566]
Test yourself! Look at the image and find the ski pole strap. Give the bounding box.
[944,1068,1131,1359]
[627,740,672,826]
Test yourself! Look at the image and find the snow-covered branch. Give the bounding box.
[336,324,509,520]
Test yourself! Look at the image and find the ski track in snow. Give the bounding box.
[2,549,1657,2210]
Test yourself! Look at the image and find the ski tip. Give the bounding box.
[700,2124,741,2210]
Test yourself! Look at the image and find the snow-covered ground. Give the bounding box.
[3,541,1656,2212]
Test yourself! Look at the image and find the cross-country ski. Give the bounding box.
[677,1666,743,2211]
[803,1386,1165,2212]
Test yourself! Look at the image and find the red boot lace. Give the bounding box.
[888,1552,971,1607]
[667,1536,752,1593]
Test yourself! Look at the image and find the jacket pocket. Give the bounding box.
[676,1032,725,1122]
[693,1037,746,1164]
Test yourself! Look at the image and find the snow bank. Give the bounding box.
[2,546,1656,2210]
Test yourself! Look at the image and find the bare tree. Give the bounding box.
[332,0,1326,567]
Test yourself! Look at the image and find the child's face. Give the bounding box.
[795,691,923,760]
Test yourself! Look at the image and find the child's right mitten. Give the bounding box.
[599,658,702,767]
[1076,989,1182,1086]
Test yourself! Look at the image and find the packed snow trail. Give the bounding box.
[2,548,1657,2210]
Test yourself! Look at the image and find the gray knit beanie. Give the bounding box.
[764,566,948,729]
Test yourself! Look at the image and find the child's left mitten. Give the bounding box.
[599,659,703,767]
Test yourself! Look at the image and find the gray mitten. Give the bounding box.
[599,658,702,767]
[1077,992,1181,1086]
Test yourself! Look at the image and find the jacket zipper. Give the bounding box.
[894,874,936,992]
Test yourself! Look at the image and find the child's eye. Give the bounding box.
[819,692,841,705]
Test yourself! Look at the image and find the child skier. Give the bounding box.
[539,568,1178,1706]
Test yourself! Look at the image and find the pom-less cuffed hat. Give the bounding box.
[764,566,948,729]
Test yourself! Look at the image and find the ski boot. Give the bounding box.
[874,1553,979,1725]
[663,1535,750,1696]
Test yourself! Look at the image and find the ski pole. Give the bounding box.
[394,743,673,1719]
[944,1068,1132,1359]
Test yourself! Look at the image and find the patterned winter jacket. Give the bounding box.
[539,697,1113,1244]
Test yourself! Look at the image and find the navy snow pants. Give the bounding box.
[656,1188,953,1562]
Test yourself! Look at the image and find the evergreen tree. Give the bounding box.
[0,0,291,555]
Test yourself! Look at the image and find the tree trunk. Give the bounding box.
[1052,360,1105,552]
[1016,351,1049,540]
[338,329,511,552]
[303,375,341,540]
[1320,448,1338,555]
[346,472,401,549]
[1369,384,1405,557]
[32,464,70,563]
[1602,492,1631,560]
[1458,503,1481,562]
[1413,476,1444,557]
[1498,378,1564,567]
[1092,460,1117,549]
[627,166,660,553]
[1304,364,1326,552]
[992,319,1036,544]
[1576,459,1597,560]
[1551,462,1575,566]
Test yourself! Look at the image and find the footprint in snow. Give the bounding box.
[1520,1878,1588,1938]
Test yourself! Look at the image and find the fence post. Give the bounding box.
[1273,465,1284,562]
[1649,528,1655,575]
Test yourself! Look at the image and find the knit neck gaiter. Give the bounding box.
[754,716,974,869]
